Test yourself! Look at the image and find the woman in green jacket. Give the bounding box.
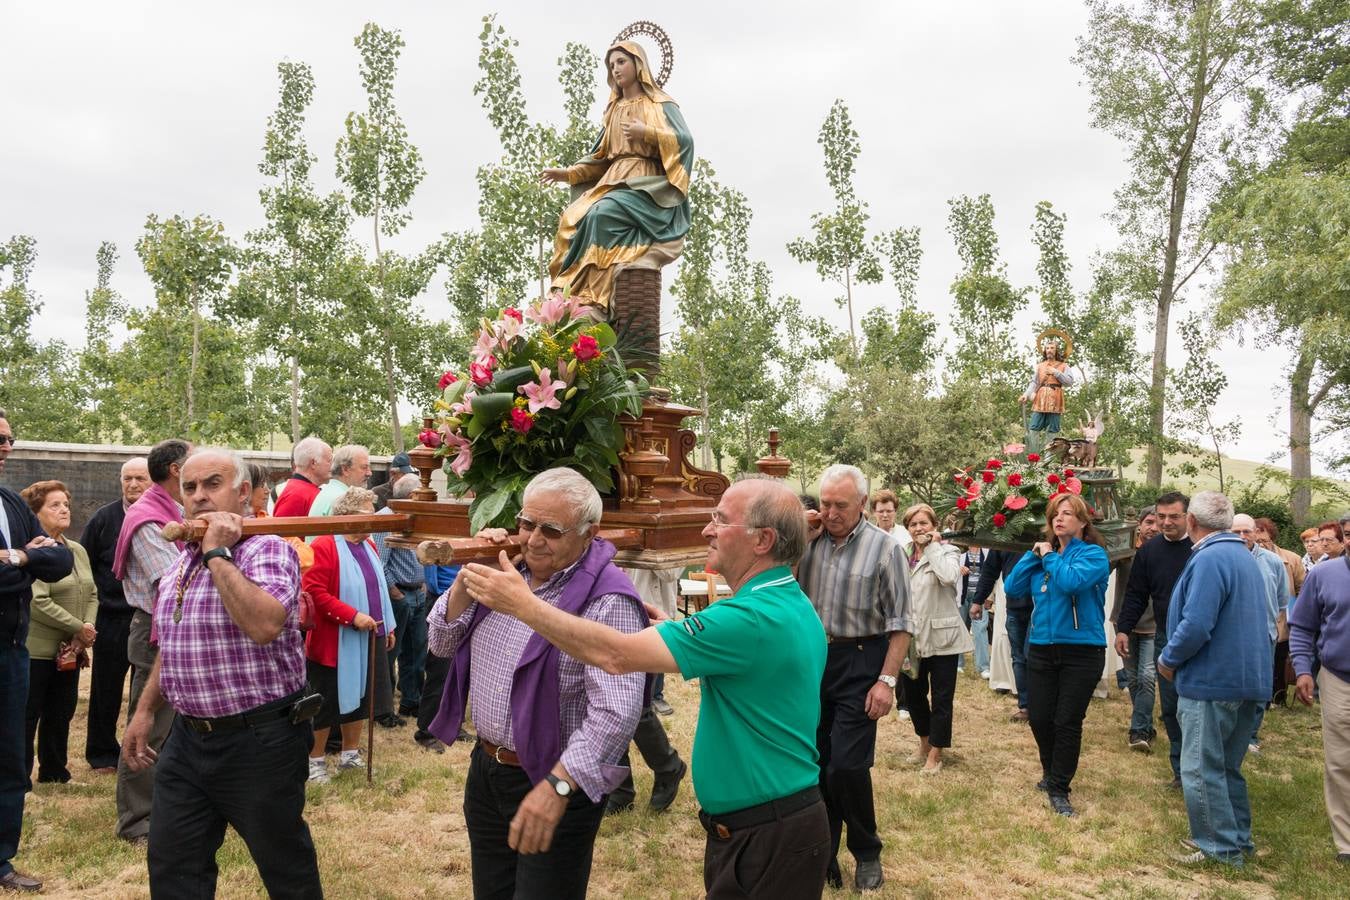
[21,481,97,785]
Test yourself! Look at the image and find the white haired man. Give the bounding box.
[271,437,332,517]
[798,464,912,892]
[425,468,648,900]
[122,448,321,897]
[461,476,832,899]
[306,444,369,518]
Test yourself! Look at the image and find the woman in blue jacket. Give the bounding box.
[1006,493,1110,818]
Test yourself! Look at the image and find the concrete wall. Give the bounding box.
[1,441,397,537]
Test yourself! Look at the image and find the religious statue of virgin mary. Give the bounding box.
[540,26,693,313]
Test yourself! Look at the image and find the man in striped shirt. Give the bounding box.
[798,464,913,892]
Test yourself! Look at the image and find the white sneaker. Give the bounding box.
[980,670,991,680]
[897,708,911,721]
[307,758,330,784]
[1247,743,1261,755]
[338,750,366,771]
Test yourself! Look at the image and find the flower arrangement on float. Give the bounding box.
[421,290,647,533]
[939,443,1094,540]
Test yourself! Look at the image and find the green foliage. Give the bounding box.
[787,99,883,357]
[1164,313,1242,491]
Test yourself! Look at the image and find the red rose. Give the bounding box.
[417,429,441,449]
[509,408,534,434]
[1027,453,1041,462]
[981,471,996,483]
[987,459,1003,469]
[954,473,964,483]
[571,334,601,362]
[502,307,523,322]
[470,361,494,386]
[956,497,970,510]
[963,477,974,488]
[437,371,457,390]
[992,513,1007,528]
[1047,474,1060,485]
[1007,473,1023,486]
[1064,468,1075,478]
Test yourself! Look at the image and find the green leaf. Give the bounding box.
[467,392,515,437]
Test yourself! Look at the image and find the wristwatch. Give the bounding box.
[545,773,573,798]
[876,674,898,689]
[202,546,234,567]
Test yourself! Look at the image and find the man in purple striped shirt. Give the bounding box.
[122,448,322,898]
[427,467,647,900]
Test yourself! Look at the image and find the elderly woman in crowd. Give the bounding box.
[301,487,396,783]
[1007,493,1110,818]
[20,481,97,785]
[247,462,272,518]
[899,503,972,775]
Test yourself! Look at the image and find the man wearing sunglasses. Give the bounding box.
[425,468,648,900]
[459,475,831,900]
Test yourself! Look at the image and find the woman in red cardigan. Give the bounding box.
[301,488,395,783]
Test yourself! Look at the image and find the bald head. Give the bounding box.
[120,457,151,505]
[733,477,808,565]
[1231,513,1257,549]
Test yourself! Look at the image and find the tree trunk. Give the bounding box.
[1144,8,1210,489]
[188,289,200,427]
[373,194,404,454]
[845,264,856,360]
[1289,347,1315,525]
[698,357,712,470]
[290,246,302,443]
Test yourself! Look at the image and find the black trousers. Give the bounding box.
[24,658,78,784]
[86,608,135,768]
[463,744,605,900]
[1026,643,1104,795]
[148,713,323,899]
[900,653,959,748]
[702,795,830,899]
[816,636,886,863]
[416,650,451,739]
[610,704,683,806]
[1272,639,1290,703]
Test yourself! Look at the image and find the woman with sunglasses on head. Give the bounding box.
[301,487,396,783]
[1006,493,1110,818]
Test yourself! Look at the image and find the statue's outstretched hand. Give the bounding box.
[540,168,567,185]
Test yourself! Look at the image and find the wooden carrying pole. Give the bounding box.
[366,630,376,785]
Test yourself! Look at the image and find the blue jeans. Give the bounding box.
[0,640,30,878]
[1123,633,1157,736]
[1177,697,1263,864]
[395,589,428,709]
[1004,606,1032,709]
[1155,643,1182,778]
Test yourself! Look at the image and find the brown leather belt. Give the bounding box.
[826,633,886,646]
[478,738,522,767]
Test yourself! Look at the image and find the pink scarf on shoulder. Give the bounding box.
[112,483,184,580]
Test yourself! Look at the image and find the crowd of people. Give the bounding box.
[0,402,1348,897]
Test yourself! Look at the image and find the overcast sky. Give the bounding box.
[3,1,1312,472]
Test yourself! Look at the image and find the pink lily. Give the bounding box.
[443,430,473,477]
[473,328,498,361]
[451,389,478,416]
[518,368,567,414]
[527,291,570,326]
[496,312,525,343]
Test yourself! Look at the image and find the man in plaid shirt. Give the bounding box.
[123,448,321,898]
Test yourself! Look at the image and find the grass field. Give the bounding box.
[16,661,1345,898]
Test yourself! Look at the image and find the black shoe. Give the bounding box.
[1128,731,1151,752]
[604,797,635,816]
[375,714,407,729]
[854,858,884,891]
[825,859,843,890]
[398,704,419,717]
[1337,852,1350,865]
[1036,777,1049,792]
[651,697,675,716]
[456,727,475,743]
[1048,792,1075,817]
[649,759,687,812]
[413,732,445,754]
[1168,775,1183,791]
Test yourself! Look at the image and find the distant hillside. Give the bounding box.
[1121,448,1350,506]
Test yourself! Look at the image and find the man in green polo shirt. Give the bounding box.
[461,477,829,899]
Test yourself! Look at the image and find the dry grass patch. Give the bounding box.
[16,665,1341,897]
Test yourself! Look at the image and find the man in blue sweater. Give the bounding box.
[1290,528,1350,864]
[1158,491,1273,866]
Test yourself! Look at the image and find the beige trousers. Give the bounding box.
[1319,668,1350,853]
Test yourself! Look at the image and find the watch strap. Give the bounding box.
[202,547,233,565]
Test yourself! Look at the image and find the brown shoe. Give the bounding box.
[1010,709,1029,723]
[0,869,42,892]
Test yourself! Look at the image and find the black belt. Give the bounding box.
[825,633,886,646]
[395,582,424,591]
[699,786,822,839]
[180,690,304,734]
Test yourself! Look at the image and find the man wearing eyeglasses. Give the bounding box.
[459,475,831,900]
[425,468,647,900]
[0,411,75,893]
